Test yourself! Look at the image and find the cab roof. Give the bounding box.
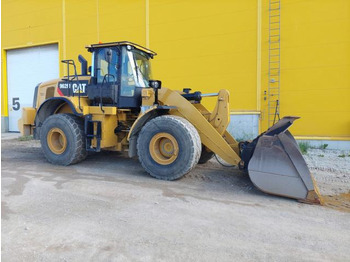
[85,41,157,56]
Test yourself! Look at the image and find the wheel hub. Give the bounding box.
[149,132,179,165]
[47,127,67,155]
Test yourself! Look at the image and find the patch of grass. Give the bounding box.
[298,142,310,155]
[18,135,33,141]
[338,154,346,158]
[318,154,324,157]
[319,144,328,150]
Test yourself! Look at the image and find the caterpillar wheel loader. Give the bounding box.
[18,41,321,204]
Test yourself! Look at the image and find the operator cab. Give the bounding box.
[86,41,157,109]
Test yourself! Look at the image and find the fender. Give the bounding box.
[34,97,82,139]
[127,106,170,158]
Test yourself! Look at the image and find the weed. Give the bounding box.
[319,144,328,150]
[298,142,310,155]
[338,154,346,158]
[18,135,33,141]
[318,154,324,157]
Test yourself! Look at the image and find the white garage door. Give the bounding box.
[7,44,59,131]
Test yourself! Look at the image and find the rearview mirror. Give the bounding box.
[105,48,113,64]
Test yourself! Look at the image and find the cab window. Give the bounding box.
[95,48,119,84]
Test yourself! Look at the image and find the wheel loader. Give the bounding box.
[18,41,321,204]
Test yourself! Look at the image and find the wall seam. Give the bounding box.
[1,49,9,118]
[62,0,66,76]
[96,0,100,41]
[146,0,150,48]
[257,0,262,134]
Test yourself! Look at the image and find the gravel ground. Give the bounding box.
[2,138,350,261]
[303,148,350,212]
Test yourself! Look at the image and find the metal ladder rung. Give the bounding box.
[268,0,281,128]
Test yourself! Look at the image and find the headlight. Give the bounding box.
[149,80,162,89]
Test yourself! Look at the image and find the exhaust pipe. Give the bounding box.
[78,55,88,75]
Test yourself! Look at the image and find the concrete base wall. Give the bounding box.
[296,139,350,151]
[226,114,349,150]
[1,113,348,150]
[227,114,259,141]
[1,117,9,133]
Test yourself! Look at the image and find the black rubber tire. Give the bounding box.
[198,145,214,164]
[137,115,201,180]
[40,114,87,165]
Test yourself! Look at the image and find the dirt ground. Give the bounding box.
[2,138,350,261]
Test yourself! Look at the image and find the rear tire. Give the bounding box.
[137,115,201,180]
[40,114,87,165]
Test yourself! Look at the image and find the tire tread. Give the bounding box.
[40,114,87,165]
[137,115,201,180]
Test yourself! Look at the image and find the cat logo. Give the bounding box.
[57,80,89,96]
[72,83,87,93]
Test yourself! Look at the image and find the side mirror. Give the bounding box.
[149,80,162,89]
[105,48,113,64]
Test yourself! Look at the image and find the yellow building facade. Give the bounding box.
[2,0,350,146]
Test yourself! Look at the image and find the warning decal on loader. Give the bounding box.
[57,80,89,97]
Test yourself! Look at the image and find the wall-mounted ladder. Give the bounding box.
[268,0,281,127]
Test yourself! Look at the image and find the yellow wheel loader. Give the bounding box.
[18,41,321,204]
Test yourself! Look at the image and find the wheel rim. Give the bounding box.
[149,132,179,165]
[47,127,67,155]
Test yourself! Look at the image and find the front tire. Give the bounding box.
[137,115,201,180]
[40,114,87,165]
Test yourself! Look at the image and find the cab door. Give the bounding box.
[92,47,120,105]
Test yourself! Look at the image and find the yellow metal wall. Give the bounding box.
[260,0,350,139]
[150,0,258,112]
[2,0,350,139]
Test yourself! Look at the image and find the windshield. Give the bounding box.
[121,47,152,96]
[131,49,152,86]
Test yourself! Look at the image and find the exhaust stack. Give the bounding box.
[78,55,88,75]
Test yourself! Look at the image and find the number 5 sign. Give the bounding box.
[12,97,20,111]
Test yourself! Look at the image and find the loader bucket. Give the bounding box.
[242,117,322,204]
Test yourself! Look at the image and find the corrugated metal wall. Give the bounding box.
[2,0,349,140]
